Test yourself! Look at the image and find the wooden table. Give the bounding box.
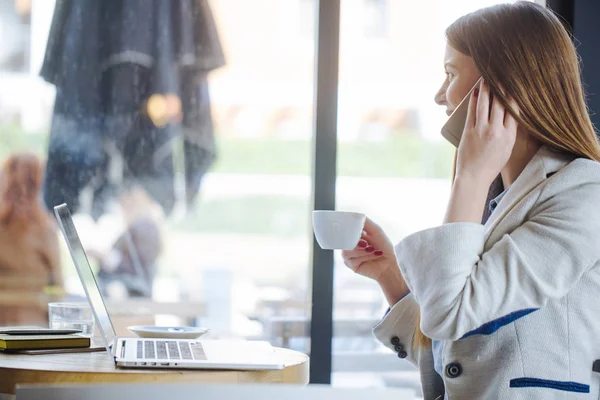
[0,347,309,395]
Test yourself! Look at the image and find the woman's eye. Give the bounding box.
[446,72,455,82]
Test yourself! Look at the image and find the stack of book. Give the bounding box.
[0,327,90,352]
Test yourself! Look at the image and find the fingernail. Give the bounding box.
[474,88,479,97]
[357,240,368,248]
[365,246,375,253]
[374,250,383,256]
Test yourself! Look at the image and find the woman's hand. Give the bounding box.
[341,217,396,281]
[456,78,519,186]
[342,217,411,306]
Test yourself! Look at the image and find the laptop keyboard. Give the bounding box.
[144,341,155,359]
[179,342,193,360]
[136,340,206,361]
[167,341,180,359]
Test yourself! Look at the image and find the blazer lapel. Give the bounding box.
[483,146,574,241]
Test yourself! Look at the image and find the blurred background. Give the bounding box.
[0,0,544,394]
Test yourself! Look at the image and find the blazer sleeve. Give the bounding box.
[396,182,600,341]
[372,292,420,368]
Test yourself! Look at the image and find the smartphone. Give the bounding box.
[440,76,483,147]
[0,328,82,335]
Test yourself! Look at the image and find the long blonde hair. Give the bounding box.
[415,1,600,348]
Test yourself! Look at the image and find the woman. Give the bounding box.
[0,153,63,326]
[342,2,600,399]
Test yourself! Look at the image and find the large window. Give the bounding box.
[1,0,316,345]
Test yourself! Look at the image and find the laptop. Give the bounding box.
[54,203,284,370]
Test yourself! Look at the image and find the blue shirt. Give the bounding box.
[431,185,510,378]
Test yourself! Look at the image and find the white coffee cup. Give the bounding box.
[312,210,366,250]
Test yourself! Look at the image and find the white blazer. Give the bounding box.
[373,146,600,399]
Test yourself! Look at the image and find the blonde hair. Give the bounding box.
[415,1,600,348]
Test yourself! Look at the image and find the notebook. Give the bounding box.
[0,332,90,351]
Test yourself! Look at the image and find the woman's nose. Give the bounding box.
[434,85,447,106]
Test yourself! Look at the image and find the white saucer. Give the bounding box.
[127,325,210,339]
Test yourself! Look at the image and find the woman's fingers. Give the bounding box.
[342,236,387,262]
[362,217,383,236]
[465,80,479,129]
[341,240,376,259]
[356,239,372,253]
[490,91,505,128]
[343,252,383,272]
[360,218,388,248]
[476,79,490,127]
[493,82,519,130]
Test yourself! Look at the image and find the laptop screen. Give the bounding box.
[54,204,118,355]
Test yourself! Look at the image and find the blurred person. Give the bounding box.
[342,2,600,399]
[93,187,164,298]
[96,216,162,298]
[0,153,62,326]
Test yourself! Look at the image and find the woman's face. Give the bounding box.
[435,44,481,115]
